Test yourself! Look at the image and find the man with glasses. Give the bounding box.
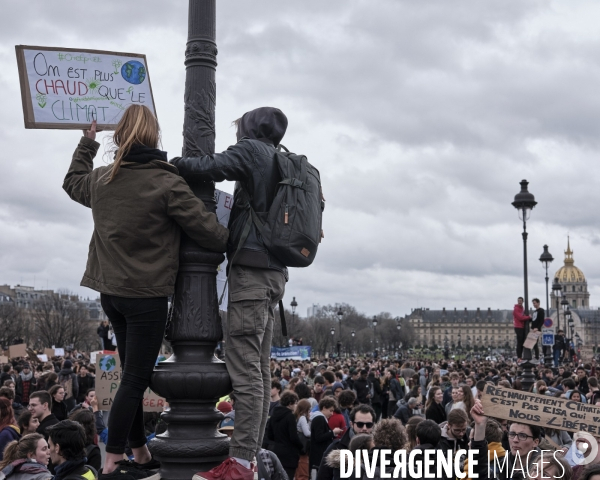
[438,409,471,454]
[316,405,376,480]
[29,391,59,440]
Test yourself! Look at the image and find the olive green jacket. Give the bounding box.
[63,136,228,297]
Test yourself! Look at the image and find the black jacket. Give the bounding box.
[52,400,69,421]
[354,377,371,404]
[37,413,59,440]
[425,402,446,424]
[310,414,335,470]
[76,374,95,403]
[266,405,303,469]
[172,107,289,278]
[531,307,545,331]
[393,404,414,425]
[368,374,382,404]
[317,427,353,480]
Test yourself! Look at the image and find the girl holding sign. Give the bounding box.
[63,105,228,477]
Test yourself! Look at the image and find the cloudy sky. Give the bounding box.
[2,0,600,318]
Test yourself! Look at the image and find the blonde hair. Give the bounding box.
[0,433,44,469]
[107,105,160,183]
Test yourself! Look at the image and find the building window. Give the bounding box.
[573,300,577,307]
[582,300,585,307]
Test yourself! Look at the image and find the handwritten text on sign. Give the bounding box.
[482,385,600,434]
[16,46,155,129]
[95,353,165,412]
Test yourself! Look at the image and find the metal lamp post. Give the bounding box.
[552,278,562,331]
[539,246,554,313]
[337,308,343,354]
[330,327,335,355]
[372,316,378,353]
[290,297,298,341]
[512,179,537,391]
[149,2,232,478]
[351,330,355,356]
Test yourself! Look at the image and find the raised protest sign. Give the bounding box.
[95,352,165,412]
[0,356,8,364]
[37,354,48,362]
[215,189,233,310]
[481,384,600,434]
[523,331,541,349]
[270,346,312,361]
[8,343,27,358]
[15,45,156,130]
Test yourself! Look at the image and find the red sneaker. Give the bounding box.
[193,458,253,480]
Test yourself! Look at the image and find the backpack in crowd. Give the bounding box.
[237,143,324,268]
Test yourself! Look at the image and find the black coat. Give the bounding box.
[76,374,95,403]
[172,108,289,277]
[266,405,303,470]
[310,414,335,470]
[354,377,371,404]
[393,404,414,425]
[425,402,446,424]
[52,400,69,421]
[317,427,353,480]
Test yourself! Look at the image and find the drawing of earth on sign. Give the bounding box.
[99,355,117,372]
[121,60,146,85]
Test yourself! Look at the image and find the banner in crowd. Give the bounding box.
[95,352,165,412]
[16,45,156,130]
[270,346,312,360]
[215,189,233,311]
[481,384,600,434]
[8,343,27,358]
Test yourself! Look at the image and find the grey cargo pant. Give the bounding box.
[225,264,285,461]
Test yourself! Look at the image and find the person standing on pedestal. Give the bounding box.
[172,107,290,480]
[63,106,228,478]
[513,297,531,361]
[530,298,545,361]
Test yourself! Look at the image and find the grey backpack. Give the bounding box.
[235,144,324,268]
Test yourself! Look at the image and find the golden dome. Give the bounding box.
[554,238,586,283]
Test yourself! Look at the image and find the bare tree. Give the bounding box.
[0,303,30,349]
[32,293,96,349]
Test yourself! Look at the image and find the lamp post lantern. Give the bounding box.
[351,330,355,356]
[372,316,378,351]
[149,2,232,478]
[290,297,298,341]
[512,179,537,391]
[552,278,562,331]
[337,308,343,345]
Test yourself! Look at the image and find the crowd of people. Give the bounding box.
[220,355,600,480]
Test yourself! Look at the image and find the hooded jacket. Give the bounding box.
[437,422,471,455]
[317,427,354,480]
[512,304,531,329]
[265,405,303,469]
[63,137,228,298]
[172,107,289,278]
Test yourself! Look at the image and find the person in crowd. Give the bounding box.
[405,416,424,451]
[270,380,282,416]
[438,409,470,454]
[75,367,95,405]
[0,366,13,388]
[70,389,97,415]
[513,296,531,361]
[266,391,303,480]
[577,366,590,396]
[0,398,20,462]
[530,298,545,360]
[445,384,462,415]
[568,389,585,402]
[173,107,290,480]
[15,365,36,407]
[454,385,475,419]
[442,372,460,406]
[310,397,343,479]
[318,405,375,480]
[313,377,326,404]
[28,392,58,441]
[579,464,600,480]
[65,108,227,477]
[411,419,442,469]
[527,452,572,480]
[97,321,111,351]
[0,433,51,480]
[425,386,446,424]
[367,371,383,420]
[337,390,356,430]
[554,330,566,366]
[327,400,346,441]
[46,420,97,480]
[57,361,78,413]
[68,409,101,472]
[545,427,572,448]
[48,386,68,422]
[353,370,372,405]
[295,399,312,480]
[17,411,40,437]
[394,397,418,426]
[0,387,24,421]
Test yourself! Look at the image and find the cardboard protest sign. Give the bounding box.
[481,385,600,434]
[54,348,65,357]
[44,348,55,358]
[215,189,233,310]
[0,356,8,364]
[37,355,48,362]
[523,331,541,349]
[15,45,156,130]
[8,344,27,358]
[95,352,165,412]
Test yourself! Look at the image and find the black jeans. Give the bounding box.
[100,294,168,455]
[515,327,526,359]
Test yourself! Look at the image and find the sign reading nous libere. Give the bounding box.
[15,45,156,130]
[482,385,600,434]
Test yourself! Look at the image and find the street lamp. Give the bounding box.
[552,278,562,331]
[337,308,343,345]
[372,316,378,350]
[512,179,537,391]
[351,330,355,355]
[291,297,298,339]
[539,245,554,314]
